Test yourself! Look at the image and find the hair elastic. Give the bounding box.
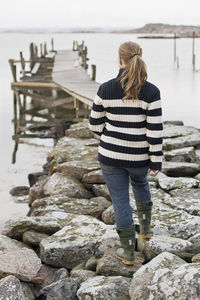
[130,53,139,59]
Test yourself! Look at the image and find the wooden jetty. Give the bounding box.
[9,39,99,162]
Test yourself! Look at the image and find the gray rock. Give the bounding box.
[0,234,31,251]
[2,215,64,239]
[137,235,193,261]
[163,133,200,150]
[164,146,197,162]
[96,248,145,278]
[22,230,49,246]
[188,233,200,253]
[77,275,131,300]
[31,195,111,219]
[40,215,120,269]
[29,176,49,204]
[0,248,42,283]
[163,124,198,138]
[47,137,98,163]
[10,186,29,197]
[92,184,111,201]
[37,264,62,288]
[53,268,70,282]
[163,120,184,126]
[162,161,200,176]
[157,175,199,191]
[163,188,200,216]
[85,257,99,271]
[0,275,35,300]
[194,172,200,181]
[43,172,93,199]
[195,149,200,162]
[129,252,200,300]
[66,122,94,139]
[70,269,96,283]
[40,277,80,300]
[53,160,100,181]
[101,205,115,225]
[82,169,105,184]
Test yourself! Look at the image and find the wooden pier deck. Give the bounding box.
[52,50,99,107]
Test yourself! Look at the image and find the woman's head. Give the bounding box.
[118,41,147,101]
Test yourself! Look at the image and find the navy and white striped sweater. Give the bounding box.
[89,68,163,171]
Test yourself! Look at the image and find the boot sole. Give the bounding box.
[115,254,134,265]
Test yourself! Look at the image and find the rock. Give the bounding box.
[0,275,35,300]
[37,264,62,287]
[129,252,200,300]
[96,248,145,277]
[9,186,29,196]
[162,161,200,176]
[0,248,42,283]
[66,121,94,139]
[77,275,131,300]
[92,184,111,201]
[164,146,197,162]
[188,233,200,253]
[85,257,99,271]
[22,230,49,246]
[195,149,200,161]
[2,214,67,239]
[192,253,200,262]
[101,205,115,225]
[40,277,81,300]
[47,137,98,163]
[157,175,199,191]
[82,169,105,184]
[31,194,111,219]
[163,188,200,216]
[52,268,70,281]
[137,235,193,261]
[28,171,48,187]
[138,187,200,239]
[163,124,198,139]
[163,133,200,150]
[0,234,31,251]
[53,160,100,180]
[29,176,49,204]
[163,120,184,126]
[195,173,200,181]
[40,215,120,269]
[70,269,96,283]
[43,172,93,199]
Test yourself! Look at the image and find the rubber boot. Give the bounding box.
[115,225,135,265]
[136,201,153,239]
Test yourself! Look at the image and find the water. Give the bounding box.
[0,32,200,230]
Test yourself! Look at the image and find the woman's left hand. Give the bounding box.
[147,169,159,176]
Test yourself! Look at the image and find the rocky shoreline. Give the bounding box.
[1,119,200,299]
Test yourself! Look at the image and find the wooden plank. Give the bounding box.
[11,82,59,89]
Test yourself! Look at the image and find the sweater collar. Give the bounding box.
[116,67,126,79]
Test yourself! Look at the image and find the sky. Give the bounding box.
[0,0,200,29]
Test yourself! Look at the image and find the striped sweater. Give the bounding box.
[89,68,163,171]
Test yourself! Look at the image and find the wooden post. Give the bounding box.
[34,45,38,57]
[176,56,179,69]
[44,42,47,56]
[8,59,17,82]
[29,42,35,69]
[20,51,25,77]
[192,31,195,71]
[174,33,177,63]
[91,64,96,80]
[40,43,43,57]
[73,41,75,51]
[51,38,54,52]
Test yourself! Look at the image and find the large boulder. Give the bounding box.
[129,252,200,300]
[0,275,35,300]
[164,146,197,162]
[157,174,199,191]
[0,234,31,251]
[162,161,200,177]
[163,124,199,138]
[31,195,111,218]
[40,215,120,269]
[96,248,145,277]
[43,172,93,199]
[0,248,42,283]
[77,276,131,300]
[66,120,94,139]
[163,133,200,150]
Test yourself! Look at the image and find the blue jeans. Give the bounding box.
[100,163,151,228]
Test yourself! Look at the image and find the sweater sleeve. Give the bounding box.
[146,90,163,171]
[89,86,106,136]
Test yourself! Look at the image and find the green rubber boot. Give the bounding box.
[115,225,135,265]
[136,201,153,239]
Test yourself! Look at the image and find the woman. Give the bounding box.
[89,41,163,265]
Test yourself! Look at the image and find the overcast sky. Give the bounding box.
[0,0,200,29]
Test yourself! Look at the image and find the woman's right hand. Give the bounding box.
[148,169,159,176]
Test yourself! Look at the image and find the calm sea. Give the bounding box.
[0,32,200,230]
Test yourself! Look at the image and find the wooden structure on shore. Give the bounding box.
[9,39,98,163]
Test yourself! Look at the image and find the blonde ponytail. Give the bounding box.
[119,42,147,101]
